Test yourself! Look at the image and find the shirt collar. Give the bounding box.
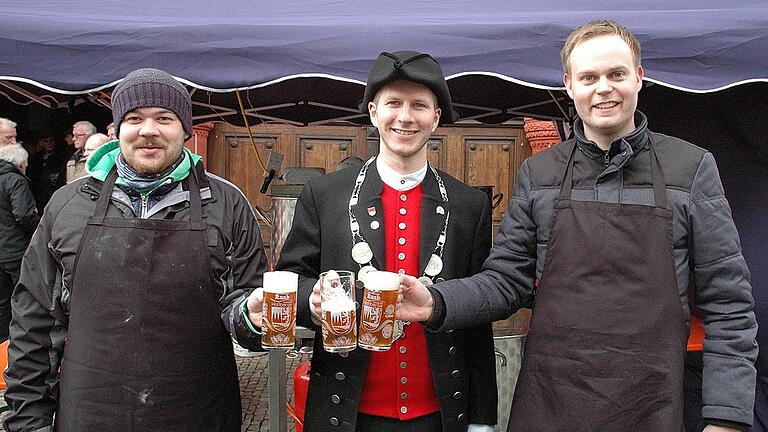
[573,111,649,157]
[376,156,427,191]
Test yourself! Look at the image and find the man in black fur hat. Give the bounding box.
[277,51,497,432]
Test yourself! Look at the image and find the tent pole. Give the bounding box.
[268,350,288,432]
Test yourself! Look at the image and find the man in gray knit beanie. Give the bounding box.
[103,67,194,177]
[3,66,270,432]
[111,68,193,139]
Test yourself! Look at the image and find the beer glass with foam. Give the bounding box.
[261,271,298,349]
[320,270,357,352]
[358,270,399,351]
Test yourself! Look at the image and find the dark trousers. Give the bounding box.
[683,350,705,432]
[755,374,768,432]
[0,259,21,343]
[355,412,443,432]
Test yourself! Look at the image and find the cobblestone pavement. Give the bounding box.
[0,351,309,432]
[239,351,307,432]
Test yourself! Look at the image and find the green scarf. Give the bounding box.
[86,140,203,195]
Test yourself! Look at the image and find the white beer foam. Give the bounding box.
[263,271,298,293]
[322,269,341,282]
[323,296,355,313]
[365,271,400,291]
[321,272,341,292]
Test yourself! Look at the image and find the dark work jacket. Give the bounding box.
[432,112,758,427]
[3,161,267,432]
[0,160,39,263]
[277,161,497,432]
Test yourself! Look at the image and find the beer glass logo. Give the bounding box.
[330,310,354,334]
[271,307,291,331]
[269,293,294,332]
[363,304,382,329]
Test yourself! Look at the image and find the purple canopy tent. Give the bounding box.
[1,1,766,430]
[1,0,768,124]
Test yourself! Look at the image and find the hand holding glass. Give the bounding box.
[261,271,298,349]
[320,270,357,353]
[358,270,399,351]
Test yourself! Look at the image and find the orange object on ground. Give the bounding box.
[1,340,8,390]
[687,315,704,351]
[292,361,311,432]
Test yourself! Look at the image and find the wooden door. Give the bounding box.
[460,127,528,229]
[224,133,289,212]
[299,135,358,174]
[207,122,530,238]
[426,135,447,171]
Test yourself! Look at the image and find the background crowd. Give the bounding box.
[0,117,112,344]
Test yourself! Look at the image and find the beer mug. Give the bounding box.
[319,270,357,353]
[358,270,399,351]
[261,271,298,349]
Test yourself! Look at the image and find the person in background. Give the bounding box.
[26,133,68,213]
[63,132,74,147]
[63,120,96,183]
[3,68,268,432]
[397,20,757,432]
[0,117,18,147]
[277,51,497,432]
[106,121,116,141]
[82,133,110,160]
[0,144,39,343]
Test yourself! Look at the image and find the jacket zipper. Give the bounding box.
[139,179,175,218]
[140,195,149,218]
[603,151,610,168]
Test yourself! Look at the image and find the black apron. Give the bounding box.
[57,168,241,432]
[508,140,687,431]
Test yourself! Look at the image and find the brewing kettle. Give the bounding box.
[254,168,326,268]
[255,191,301,270]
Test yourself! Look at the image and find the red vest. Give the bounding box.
[358,183,441,419]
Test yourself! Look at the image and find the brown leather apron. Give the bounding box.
[508,139,686,431]
[57,168,240,432]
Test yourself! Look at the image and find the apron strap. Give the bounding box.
[91,162,206,228]
[92,168,119,224]
[558,141,578,201]
[647,135,667,209]
[559,136,668,209]
[187,164,205,229]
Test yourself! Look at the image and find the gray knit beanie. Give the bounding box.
[111,68,193,139]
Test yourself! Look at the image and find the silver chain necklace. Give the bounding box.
[348,156,450,340]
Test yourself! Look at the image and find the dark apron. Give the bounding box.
[508,140,687,431]
[57,168,241,432]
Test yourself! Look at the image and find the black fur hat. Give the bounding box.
[361,51,458,124]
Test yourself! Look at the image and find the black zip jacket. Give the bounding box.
[3,161,267,432]
[0,160,39,263]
